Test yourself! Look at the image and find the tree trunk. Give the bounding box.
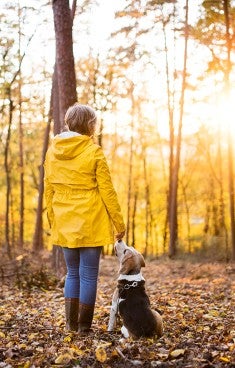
[52,0,77,131]
[32,115,52,251]
[181,181,191,253]
[223,0,235,261]
[131,189,138,247]
[4,97,14,259]
[33,63,60,251]
[218,133,229,260]
[51,0,77,271]
[10,190,16,253]
[18,2,24,249]
[98,116,104,147]
[126,132,134,245]
[143,152,151,258]
[169,0,189,257]
[18,90,24,249]
[162,5,175,252]
[126,83,135,245]
[2,10,34,255]
[52,64,61,135]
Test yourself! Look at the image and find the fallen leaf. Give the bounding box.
[55,353,73,365]
[69,346,86,356]
[23,361,31,368]
[0,331,6,338]
[95,346,107,363]
[208,309,219,317]
[63,335,72,343]
[170,349,185,358]
[111,348,119,357]
[1,256,234,368]
[16,255,24,261]
[219,356,230,363]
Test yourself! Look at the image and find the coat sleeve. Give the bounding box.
[95,147,126,233]
[43,155,55,228]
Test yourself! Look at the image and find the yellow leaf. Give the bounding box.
[69,347,86,356]
[0,331,6,339]
[111,349,119,357]
[55,353,73,365]
[19,343,27,349]
[176,313,184,319]
[3,314,12,321]
[170,349,185,358]
[229,344,235,352]
[196,326,203,332]
[16,255,24,261]
[95,346,107,363]
[209,309,219,317]
[63,335,72,343]
[99,342,112,348]
[100,324,107,330]
[220,356,230,363]
[23,361,31,368]
[28,333,38,340]
[40,287,48,292]
[6,341,13,348]
[56,317,64,327]
[36,347,44,353]
[203,314,214,320]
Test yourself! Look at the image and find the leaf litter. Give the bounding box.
[0,253,235,367]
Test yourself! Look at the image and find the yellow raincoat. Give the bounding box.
[44,133,125,248]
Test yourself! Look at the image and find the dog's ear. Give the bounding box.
[138,253,145,268]
[119,249,135,274]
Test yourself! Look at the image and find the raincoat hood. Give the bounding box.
[52,134,92,160]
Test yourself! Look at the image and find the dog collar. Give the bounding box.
[118,273,145,282]
[119,281,139,290]
[117,279,145,296]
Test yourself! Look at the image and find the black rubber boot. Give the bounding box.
[78,302,95,333]
[65,298,79,331]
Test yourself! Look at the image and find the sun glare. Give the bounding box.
[216,89,235,139]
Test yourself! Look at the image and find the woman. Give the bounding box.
[44,103,125,333]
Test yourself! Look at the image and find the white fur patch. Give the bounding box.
[118,298,125,304]
[118,273,145,282]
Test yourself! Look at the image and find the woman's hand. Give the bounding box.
[115,231,126,241]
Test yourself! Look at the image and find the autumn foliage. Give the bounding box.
[1,1,235,260]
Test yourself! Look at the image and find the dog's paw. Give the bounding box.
[121,325,129,338]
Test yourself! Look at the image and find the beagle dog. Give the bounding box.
[108,240,163,339]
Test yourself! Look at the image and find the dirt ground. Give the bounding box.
[0,254,235,367]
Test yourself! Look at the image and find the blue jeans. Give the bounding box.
[62,247,102,305]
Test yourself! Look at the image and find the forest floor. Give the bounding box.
[0,252,235,368]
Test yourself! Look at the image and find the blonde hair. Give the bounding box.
[64,103,97,136]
